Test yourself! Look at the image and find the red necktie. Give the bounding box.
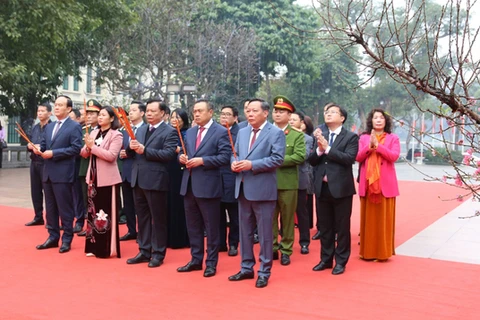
[249,128,259,151]
[195,126,205,150]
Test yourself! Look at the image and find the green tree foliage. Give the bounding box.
[0,0,133,118]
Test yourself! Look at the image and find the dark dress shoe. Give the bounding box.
[59,243,71,253]
[203,266,216,277]
[280,253,291,266]
[273,251,279,260]
[72,225,83,233]
[228,246,238,256]
[148,258,163,268]
[177,261,202,272]
[77,230,87,237]
[119,232,137,241]
[228,271,255,281]
[127,253,150,264]
[255,276,269,288]
[218,246,228,252]
[300,245,309,255]
[36,238,59,250]
[312,261,333,271]
[332,265,345,275]
[312,230,321,240]
[25,219,44,226]
[118,215,127,225]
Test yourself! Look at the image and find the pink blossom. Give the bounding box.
[441,176,447,183]
[455,175,463,186]
[457,195,464,202]
[458,139,464,145]
[474,168,480,176]
[463,154,472,164]
[467,148,474,155]
[476,161,480,167]
[447,120,455,126]
[467,132,474,139]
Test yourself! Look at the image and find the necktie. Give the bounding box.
[329,132,335,146]
[52,121,61,139]
[149,125,155,132]
[195,126,205,150]
[249,128,260,151]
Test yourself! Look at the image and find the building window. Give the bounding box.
[96,83,101,94]
[174,93,179,103]
[73,76,79,91]
[63,76,69,90]
[86,67,92,93]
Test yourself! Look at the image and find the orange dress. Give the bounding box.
[359,195,395,260]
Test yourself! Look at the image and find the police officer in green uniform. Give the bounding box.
[271,96,306,266]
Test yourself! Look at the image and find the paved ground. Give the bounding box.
[1,162,479,265]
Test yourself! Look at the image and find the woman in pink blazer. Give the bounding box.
[356,109,400,261]
[80,106,123,258]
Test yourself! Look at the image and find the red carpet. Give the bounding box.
[1,180,479,319]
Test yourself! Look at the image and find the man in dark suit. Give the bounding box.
[33,95,83,253]
[177,99,230,278]
[119,100,146,241]
[219,105,240,256]
[25,102,51,226]
[125,98,177,268]
[228,98,285,288]
[308,102,359,275]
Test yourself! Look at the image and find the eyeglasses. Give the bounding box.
[220,112,233,117]
[324,110,341,115]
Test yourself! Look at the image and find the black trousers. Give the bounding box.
[317,182,352,267]
[219,201,239,248]
[122,180,137,235]
[296,189,310,247]
[72,177,85,227]
[30,161,45,220]
[134,186,168,261]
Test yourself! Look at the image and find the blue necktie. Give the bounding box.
[329,133,335,146]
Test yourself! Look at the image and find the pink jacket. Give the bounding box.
[356,133,400,198]
[80,129,123,187]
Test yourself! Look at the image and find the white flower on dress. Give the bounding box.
[96,209,109,221]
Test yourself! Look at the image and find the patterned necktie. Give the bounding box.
[195,126,205,150]
[249,128,260,151]
[52,121,61,139]
[329,132,335,146]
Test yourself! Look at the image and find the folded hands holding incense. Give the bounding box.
[179,154,204,169]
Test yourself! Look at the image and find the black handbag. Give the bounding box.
[1,139,7,149]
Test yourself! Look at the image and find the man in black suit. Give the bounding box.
[177,99,230,278]
[125,98,177,268]
[219,105,240,256]
[119,100,146,241]
[308,102,358,275]
[33,95,83,253]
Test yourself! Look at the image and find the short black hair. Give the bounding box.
[131,100,146,113]
[38,101,52,112]
[57,95,73,108]
[70,108,81,119]
[171,108,190,129]
[194,98,213,110]
[146,98,168,112]
[248,98,269,111]
[292,110,305,121]
[164,105,171,115]
[303,115,314,135]
[325,102,348,124]
[101,106,121,130]
[221,105,239,117]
